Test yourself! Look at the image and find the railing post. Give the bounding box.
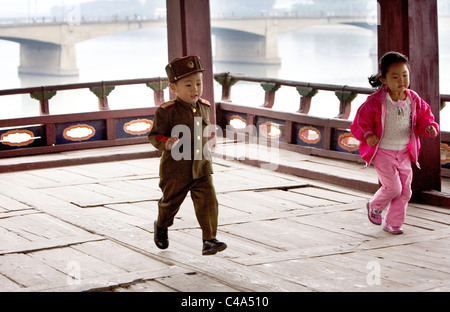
[296,86,318,114]
[89,83,115,111]
[334,90,357,119]
[260,82,281,108]
[146,80,168,106]
[214,73,239,102]
[30,88,57,115]
[45,124,56,147]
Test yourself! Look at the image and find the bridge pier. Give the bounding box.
[212,19,281,65]
[213,31,281,65]
[18,41,79,76]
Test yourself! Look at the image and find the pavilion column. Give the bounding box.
[377,0,441,195]
[165,0,216,125]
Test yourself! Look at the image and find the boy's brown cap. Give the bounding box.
[165,55,205,83]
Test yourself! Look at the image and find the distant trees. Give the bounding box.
[51,0,167,21]
[291,0,373,16]
[48,0,379,22]
[209,0,373,18]
[210,0,276,17]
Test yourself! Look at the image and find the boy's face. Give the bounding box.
[169,72,203,105]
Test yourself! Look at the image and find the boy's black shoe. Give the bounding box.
[202,238,227,255]
[154,221,169,249]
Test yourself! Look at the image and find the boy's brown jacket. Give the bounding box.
[148,97,213,180]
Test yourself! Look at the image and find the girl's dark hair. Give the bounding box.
[368,51,410,88]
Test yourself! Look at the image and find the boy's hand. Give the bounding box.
[366,135,379,147]
[165,137,179,150]
[425,125,438,138]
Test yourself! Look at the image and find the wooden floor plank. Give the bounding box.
[0,273,22,291]
[289,186,367,204]
[217,190,310,214]
[407,205,450,226]
[104,202,157,223]
[0,194,34,211]
[306,253,409,291]
[27,168,98,187]
[266,189,338,207]
[0,171,61,189]
[68,206,153,228]
[103,179,161,197]
[0,226,31,252]
[66,161,152,180]
[342,249,450,288]
[78,183,143,202]
[71,240,169,272]
[113,280,176,292]
[290,209,379,240]
[152,247,304,292]
[0,214,53,241]
[27,265,191,292]
[29,246,126,281]
[221,218,357,252]
[365,243,450,274]
[0,142,449,292]
[0,213,96,246]
[0,234,104,256]
[39,185,113,207]
[157,272,238,292]
[253,256,389,292]
[40,181,161,208]
[24,213,94,238]
[0,253,68,288]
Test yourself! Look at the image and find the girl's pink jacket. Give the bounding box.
[350,86,440,168]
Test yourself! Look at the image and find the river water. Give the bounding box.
[0,21,449,130]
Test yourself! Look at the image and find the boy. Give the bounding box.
[148,55,227,255]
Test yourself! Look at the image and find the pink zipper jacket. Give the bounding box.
[350,85,440,168]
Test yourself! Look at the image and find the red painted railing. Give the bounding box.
[214,73,450,177]
[0,73,449,176]
[0,77,167,158]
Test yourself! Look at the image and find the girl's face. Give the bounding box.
[170,72,203,105]
[380,62,410,96]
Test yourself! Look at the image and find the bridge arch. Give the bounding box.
[211,16,375,64]
[0,20,166,76]
[0,16,374,74]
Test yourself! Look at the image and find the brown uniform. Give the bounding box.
[148,97,218,240]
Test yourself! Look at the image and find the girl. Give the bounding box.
[350,51,439,234]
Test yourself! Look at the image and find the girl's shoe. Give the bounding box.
[367,202,382,225]
[383,223,403,235]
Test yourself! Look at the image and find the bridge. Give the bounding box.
[0,15,373,76]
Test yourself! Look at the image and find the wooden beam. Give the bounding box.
[377,0,409,55]
[408,0,441,194]
[166,0,215,125]
[377,0,441,194]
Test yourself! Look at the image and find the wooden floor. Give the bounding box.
[1,140,450,292]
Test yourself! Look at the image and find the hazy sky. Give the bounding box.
[0,0,299,18]
[0,0,138,17]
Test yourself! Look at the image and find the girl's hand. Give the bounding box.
[165,137,179,150]
[425,125,438,137]
[366,135,379,147]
